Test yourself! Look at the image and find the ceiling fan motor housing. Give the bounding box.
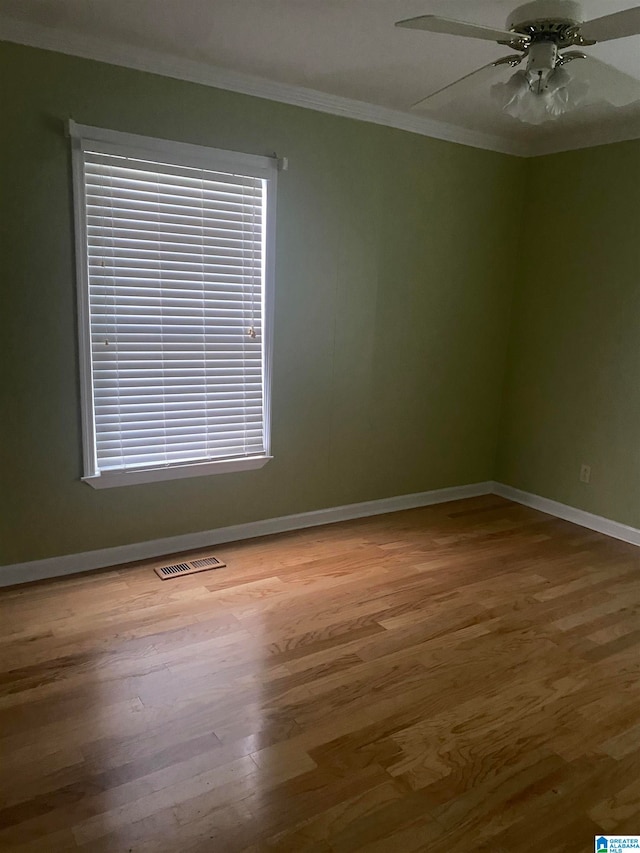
[507,0,587,50]
[507,0,581,31]
[507,0,586,85]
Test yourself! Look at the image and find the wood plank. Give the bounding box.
[1,496,639,850]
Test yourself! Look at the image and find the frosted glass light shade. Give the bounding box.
[492,67,589,124]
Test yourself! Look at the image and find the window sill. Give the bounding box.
[82,455,273,489]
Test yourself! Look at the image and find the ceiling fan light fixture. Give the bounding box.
[492,60,590,124]
[491,70,528,107]
[501,84,551,124]
[545,65,571,94]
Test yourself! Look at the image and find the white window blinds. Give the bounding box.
[71,125,276,486]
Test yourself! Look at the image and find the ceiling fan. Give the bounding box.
[396,1,640,123]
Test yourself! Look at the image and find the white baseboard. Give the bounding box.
[493,482,640,548]
[4,481,637,588]
[0,481,493,587]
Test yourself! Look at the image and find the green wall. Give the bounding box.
[497,141,640,528]
[0,43,525,566]
[4,43,635,569]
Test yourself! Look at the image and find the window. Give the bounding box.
[70,123,277,488]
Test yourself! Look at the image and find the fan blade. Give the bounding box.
[412,62,508,110]
[396,15,523,44]
[568,55,640,106]
[580,7,640,42]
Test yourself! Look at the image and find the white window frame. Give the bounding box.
[69,121,277,489]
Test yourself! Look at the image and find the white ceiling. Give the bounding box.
[1,0,639,155]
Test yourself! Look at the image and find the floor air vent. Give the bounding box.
[154,556,226,580]
[190,556,224,569]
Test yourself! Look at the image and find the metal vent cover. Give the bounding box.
[190,556,224,568]
[153,555,226,580]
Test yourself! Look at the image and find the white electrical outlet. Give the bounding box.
[580,464,591,484]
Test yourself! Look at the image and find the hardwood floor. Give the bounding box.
[1,495,640,852]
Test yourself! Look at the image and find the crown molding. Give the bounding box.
[0,16,528,157]
[1,17,638,158]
